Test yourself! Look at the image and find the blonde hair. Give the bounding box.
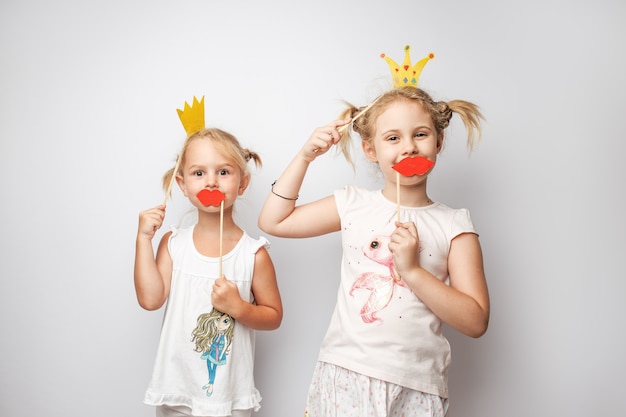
[191,308,235,354]
[338,86,484,167]
[162,128,262,191]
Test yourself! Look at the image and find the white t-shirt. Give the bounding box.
[317,185,477,398]
[144,225,267,416]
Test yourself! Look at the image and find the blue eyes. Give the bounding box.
[216,317,231,326]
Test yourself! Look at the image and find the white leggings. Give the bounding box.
[156,405,252,417]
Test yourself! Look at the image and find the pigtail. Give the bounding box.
[447,100,484,153]
[336,101,373,169]
[337,103,359,168]
[243,148,263,169]
[162,162,177,192]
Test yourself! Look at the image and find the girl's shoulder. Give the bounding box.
[168,223,195,243]
[334,184,380,203]
[166,224,195,258]
[429,202,472,218]
[240,232,271,255]
[427,204,477,236]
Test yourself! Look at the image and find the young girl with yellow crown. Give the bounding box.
[135,97,283,417]
[258,46,490,417]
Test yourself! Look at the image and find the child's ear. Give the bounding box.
[437,132,445,153]
[175,174,187,197]
[238,174,251,195]
[361,140,377,162]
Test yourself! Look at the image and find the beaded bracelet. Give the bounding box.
[271,180,299,201]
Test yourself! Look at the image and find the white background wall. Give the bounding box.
[1,1,625,416]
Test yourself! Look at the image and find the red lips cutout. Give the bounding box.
[392,156,435,176]
[196,189,225,206]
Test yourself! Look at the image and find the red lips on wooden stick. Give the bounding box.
[391,157,435,223]
[196,189,226,206]
[196,189,226,277]
[392,156,435,176]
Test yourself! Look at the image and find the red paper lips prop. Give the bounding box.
[392,156,435,176]
[196,189,225,206]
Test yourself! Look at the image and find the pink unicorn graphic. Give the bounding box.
[349,235,408,323]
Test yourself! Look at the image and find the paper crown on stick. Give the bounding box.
[381,45,434,88]
[177,96,205,135]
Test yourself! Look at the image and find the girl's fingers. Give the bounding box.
[330,118,351,130]
[138,206,167,236]
[394,221,418,237]
[305,119,350,159]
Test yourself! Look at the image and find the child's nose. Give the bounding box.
[404,140,419,155]
[205,175,219,188]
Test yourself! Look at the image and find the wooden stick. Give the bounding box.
[312,95,384,153]
[338,94,382,133]
[163,156,181,206]
[396,171,401,223]
[219,199,224,278]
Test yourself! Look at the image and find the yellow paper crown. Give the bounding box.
[380,45,435,88]
[176,96,205,135]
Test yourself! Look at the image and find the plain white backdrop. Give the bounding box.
[1,1,625,416]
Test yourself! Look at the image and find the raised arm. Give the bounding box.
[258,119,349,238]
[134,205,173,311]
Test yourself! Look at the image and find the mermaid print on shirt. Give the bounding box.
[191,307,235,397]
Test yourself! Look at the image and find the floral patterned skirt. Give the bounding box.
[304,361,448,417]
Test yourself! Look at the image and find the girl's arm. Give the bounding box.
[258,119,349,238]
[134,205,173,311]
[390,224,490,338]
[211,247,283,330]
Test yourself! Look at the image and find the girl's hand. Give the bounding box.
[137,205,166,240]
[300,118,351,162]
[211,275,244,316]
[388,221,421,277]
